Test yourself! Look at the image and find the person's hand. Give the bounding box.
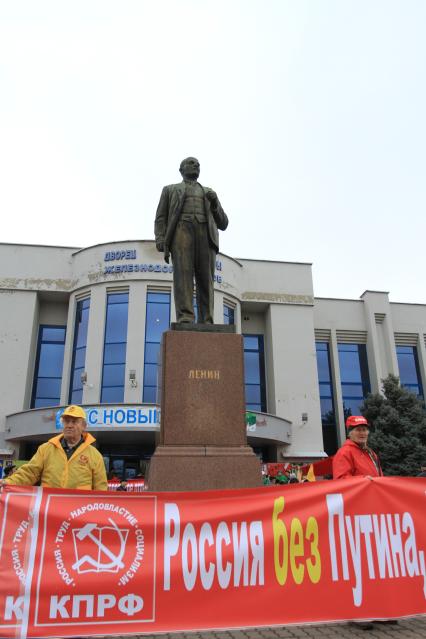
[156,241,164,252]
[206,190,218,205]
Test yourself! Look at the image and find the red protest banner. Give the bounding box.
[0,478,425,638]
[0,490,35,637]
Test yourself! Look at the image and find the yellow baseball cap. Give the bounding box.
[61,405,87,420]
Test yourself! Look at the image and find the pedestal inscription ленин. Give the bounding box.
[147,329,261,491]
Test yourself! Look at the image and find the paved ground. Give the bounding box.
[112,617,426,639]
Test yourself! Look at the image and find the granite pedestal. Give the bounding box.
[147,328,261,491]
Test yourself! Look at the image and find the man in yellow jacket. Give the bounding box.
[2,405,107,490]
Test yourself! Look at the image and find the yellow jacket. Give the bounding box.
[5,433,107,490]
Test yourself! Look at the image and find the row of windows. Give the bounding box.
[316,342,423,456]
[30,302,425,449]
[31,294,237,408]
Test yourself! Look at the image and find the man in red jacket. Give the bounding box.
[333,416,393,630]
[333,415,383,479]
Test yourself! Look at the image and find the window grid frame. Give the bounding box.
[100,291,129,404]
[243,333,267,413]
[143,290,171,403]
[223,302,235,325]
[338,342,371,417]
[315,341,338,456]
[31,324,66,409]
[396,345,424,398]
[68,297,91,404]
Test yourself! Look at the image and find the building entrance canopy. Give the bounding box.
[5,405,292,446]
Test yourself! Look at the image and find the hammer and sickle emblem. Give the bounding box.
[71,518,127,572]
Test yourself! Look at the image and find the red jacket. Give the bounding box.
[332,439,383,479]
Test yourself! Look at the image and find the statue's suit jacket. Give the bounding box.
[154,182,228,263]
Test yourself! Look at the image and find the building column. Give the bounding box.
[329,329,345,446]
[267,303,324,458]
[361,291,398,394]
[60,295,76,406]
[213,291,223,325]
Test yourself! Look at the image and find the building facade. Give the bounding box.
[1,241,425,478]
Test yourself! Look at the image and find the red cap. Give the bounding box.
[346,415,369,430]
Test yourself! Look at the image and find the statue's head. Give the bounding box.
[179,157,200,180]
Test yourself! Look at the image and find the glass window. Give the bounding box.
[338,343,370,418]
[102,364,126,387]
[396,345,423,397]
[244,335,260,350]
[147,292,169,304]
[38,344,65,377]
[245,385,261,404]
[144,342,160,363]
[223,303,235,325]
[143,291,171,403]
[101,386,125,403]
[143,386,157,404]
[103,343,127,365]
[32,325,66,408]
[243,334,266,412]
[244,351,261,384]
[101,292,129,403]
[41,327,66,342]
[105,304,129,343]
[143,363,158,387]
[36,378,62,398]
[315,342,338,456]
[69,298,90,404]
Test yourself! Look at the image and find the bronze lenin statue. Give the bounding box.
[154,157,228,324]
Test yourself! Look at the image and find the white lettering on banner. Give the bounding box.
[11,549,25,583]
[49,594,144,619]
[10,518,30,584]
[372,513,394,578]
[118,594,144,616]
[55,520,70,543]
[13,519,29,543]
[199,522,215,589]
[4,595,25,620]
[233,522,249,586]
[54,549,74,585]
[72,594,94,618]
[69,504,137,526]
[163,503,264,592]
[326,493,426,606]
[118,530,145,585]
[97,593,116,616]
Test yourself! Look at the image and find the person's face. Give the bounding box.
[180,157,200,180]
[348,425,369,446]
[62,416,86,443]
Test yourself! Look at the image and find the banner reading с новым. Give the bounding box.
[0,477,425,638]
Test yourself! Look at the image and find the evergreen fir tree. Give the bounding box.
[361,374,426,476]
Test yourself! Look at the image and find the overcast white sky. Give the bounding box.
[1,1,425,302]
